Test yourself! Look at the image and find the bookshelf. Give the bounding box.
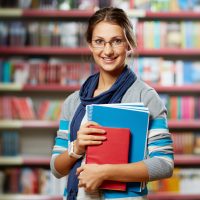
[0,156,50,166]
[0,0,200,199]
[0,195,62,200]
[1,119,200,130]
[2,194,200,200]
[0,47,91,56]
[1,83,200,93]
[1,47,200,56]
[148,193,200,200]
[1,194,200,200]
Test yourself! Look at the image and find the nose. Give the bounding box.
[103,42,114,56]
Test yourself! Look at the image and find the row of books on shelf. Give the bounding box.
[0,167,65,195]
[0,96,62,120]
[1,167,200,195]
[160,95,200,119]
[0,58,94,85]
[172,132,200,155]
[1,20,200,49]
[1,57,200,86]
[0,22,87,47]
[0,131,19,156]
[0,0,111,10]
[1,0,200,11]
[134,0,200,11]
[148,168,200,194]
[137,21,200,49]
[1,130,200,157]
[134,58,200,85]
[0,95,200,121]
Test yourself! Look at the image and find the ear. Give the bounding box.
[126,49,133,56]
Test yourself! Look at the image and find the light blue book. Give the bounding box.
[86,103,149,193]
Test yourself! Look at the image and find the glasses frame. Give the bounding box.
[91,38,127,49]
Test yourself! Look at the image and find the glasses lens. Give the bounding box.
[91,39,125,48]
[92,40,104,48]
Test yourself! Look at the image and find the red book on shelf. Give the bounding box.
[86,126,130,191]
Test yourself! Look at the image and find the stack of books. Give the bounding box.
[85,103,149,192]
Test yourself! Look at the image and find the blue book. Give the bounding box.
[86,103,149,193]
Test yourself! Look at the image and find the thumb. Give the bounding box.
[76,166,84,175]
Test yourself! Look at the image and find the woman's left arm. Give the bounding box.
[77,115,174,192]
[77,161,149,192]
[77,88,174,192]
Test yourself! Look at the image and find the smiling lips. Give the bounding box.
[102,57,117,63]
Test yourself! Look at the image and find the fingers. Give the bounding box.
[78,127,106,136]
[77,134,106,146]
[76,167,84,175]
[79,134,106,141]
[77,125,106,145]
[82,121,100,128]
[77,168,85,188]
[75,122,107,154]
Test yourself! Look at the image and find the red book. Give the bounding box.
[86,126,130,191]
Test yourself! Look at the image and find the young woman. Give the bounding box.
[50,7,174,200]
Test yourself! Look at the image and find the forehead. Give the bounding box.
[92,21,124,39]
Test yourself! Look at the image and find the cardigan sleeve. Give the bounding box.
[120,79,174,181]
[142,88,174,181]
[50,91,80,178]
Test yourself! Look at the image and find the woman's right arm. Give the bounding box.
[50,93,79,178]
[54,122,106,177]
[51,121,106,178]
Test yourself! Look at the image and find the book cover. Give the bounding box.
[86,103,149,192]
[86,126,130,191]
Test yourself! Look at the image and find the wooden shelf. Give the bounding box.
[0,195,62,200]
[1,47,200,56]
[0,83,80,92]
[0,83,23,91]
[1,9,200,19]
[0,120,58,129]
[148,193,200,200]
[0,47,90,55]
[0,8,93,18]
[175,154,200,166]
[2,84,200,93]
[168,120,200,129]
[0,8,22,17]
[1,193,200,200]
[1,155,199,166]
[0,119,199,129]
[152,85,200,93]
[23,9,93,18]
[137,48,200,56]
[0,156,50,166]
[145,11,200,19]
[23,84,80,92]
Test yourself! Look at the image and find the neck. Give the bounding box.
[94,66,125,96]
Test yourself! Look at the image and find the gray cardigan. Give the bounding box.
[51,78,174,181]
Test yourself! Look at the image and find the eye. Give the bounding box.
[112,38,123,45]
[94,39,104,45]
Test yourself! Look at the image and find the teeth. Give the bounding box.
[103,58,114,61]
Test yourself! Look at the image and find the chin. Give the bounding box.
[101,64,124,74]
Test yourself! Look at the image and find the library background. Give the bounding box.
[0,0,200,199]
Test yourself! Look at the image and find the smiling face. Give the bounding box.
[88,21,129,74]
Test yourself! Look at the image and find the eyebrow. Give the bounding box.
[93,36,124,39]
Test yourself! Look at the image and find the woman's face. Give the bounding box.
[89,21,129,74]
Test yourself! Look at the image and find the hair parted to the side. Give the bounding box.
[85,7,137,51]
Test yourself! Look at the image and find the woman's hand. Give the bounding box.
[76,164,106,192]
[74,121,106,155]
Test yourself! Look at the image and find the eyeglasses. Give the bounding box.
[91,38,126,49]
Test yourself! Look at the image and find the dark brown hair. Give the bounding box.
[85,7,137,49]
